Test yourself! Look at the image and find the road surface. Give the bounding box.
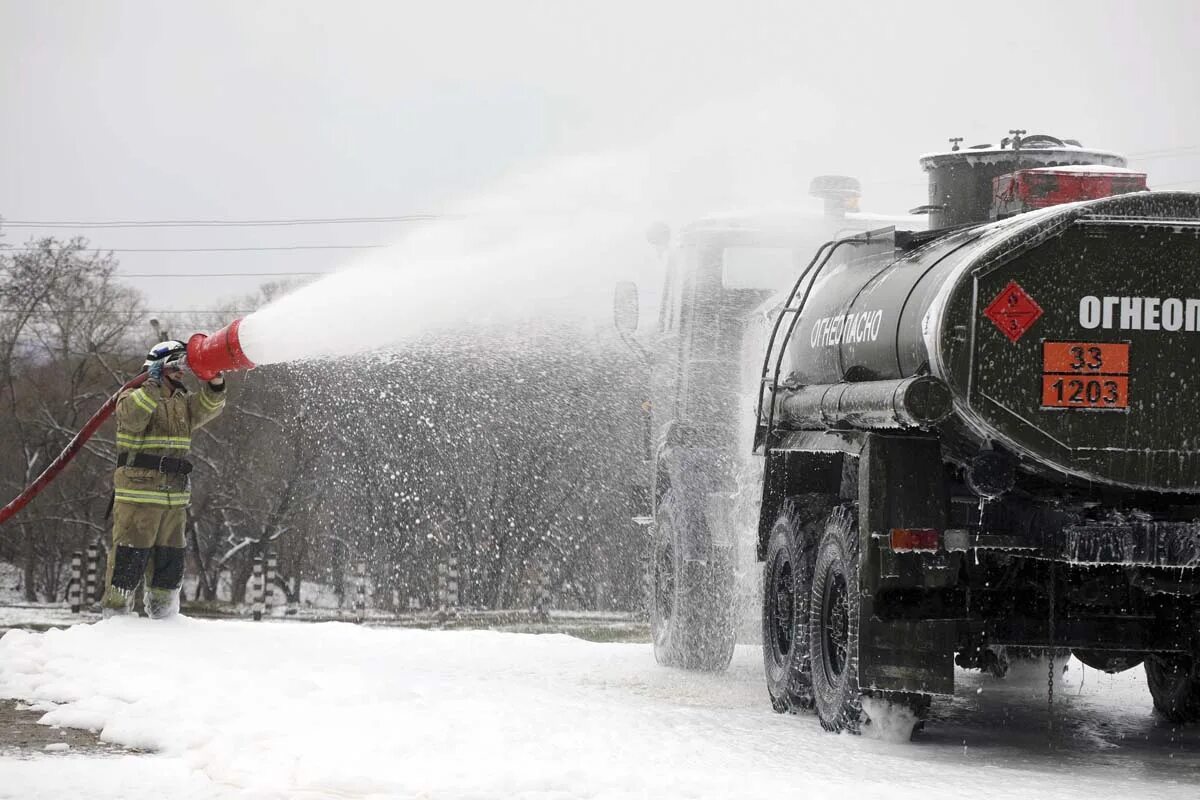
[0,618,1196,799]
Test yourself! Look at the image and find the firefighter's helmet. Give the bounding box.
[143,340,188,371]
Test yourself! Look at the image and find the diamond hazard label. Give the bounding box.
[984,281,1044,343]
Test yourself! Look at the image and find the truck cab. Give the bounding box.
[619,187,922,670]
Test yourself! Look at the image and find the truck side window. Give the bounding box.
[659,254,684,333]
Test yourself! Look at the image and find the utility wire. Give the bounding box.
[4,244,386,253]
[1127,145,1200,159]
[117,272,326,278]
[0,309,255,315]
[0,149,1193,229]
[860,146,1200,188]
[0,214,447,229]
[1153,177,1200,188]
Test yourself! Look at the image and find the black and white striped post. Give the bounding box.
[85,542,101,608]
[447,556,460,615]
[69,551,83,614]
[264,550,277,617]
[286,556,299,616]
[391,564,402,617]
[436,562,448,625]
[251,556,265,621]
[354,561,367,624]
[535,553,552,622]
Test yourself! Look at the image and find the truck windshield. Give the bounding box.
[721,247,798,292]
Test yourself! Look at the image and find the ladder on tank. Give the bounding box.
[753,232,874,453]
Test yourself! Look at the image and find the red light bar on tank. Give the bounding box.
[992,166,1148,218]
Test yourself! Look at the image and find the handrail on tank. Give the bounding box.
[754,233,874,452]
[753,240,833,450]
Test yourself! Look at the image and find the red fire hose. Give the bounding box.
[0,318,255,527]
[0,372,149,526]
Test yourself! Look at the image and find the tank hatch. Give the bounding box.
[917,131,1126,229]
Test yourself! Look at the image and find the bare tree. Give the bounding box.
[1,255,647,613]
[0,237,143,600]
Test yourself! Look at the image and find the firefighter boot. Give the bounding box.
[145,545,185,620]
[101,585,135,618]
[102,545,151,617]
[145,587,180,620]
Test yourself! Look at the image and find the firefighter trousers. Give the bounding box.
[104,502,188,601]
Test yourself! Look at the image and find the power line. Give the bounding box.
[3,244,386,253]
[1153,178,1200,188]
[860,146,1200,188]
[1127,145,1200,159]
[0,214,447,229]
[0,309,254,315]
[117,272,326,278]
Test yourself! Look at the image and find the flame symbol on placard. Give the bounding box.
[984,281,1044,343]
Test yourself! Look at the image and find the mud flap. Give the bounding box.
[858,620,956,694]
[857,433,955,695]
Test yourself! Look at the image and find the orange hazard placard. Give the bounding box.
[1041,342,1130,410]
[1041,375,1129,409]
[1042,342,1130,375]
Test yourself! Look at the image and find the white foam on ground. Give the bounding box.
[2,618,1196,799]
[0,754,224,800]
[861,695,921,743]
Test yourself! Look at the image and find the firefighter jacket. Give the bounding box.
[112,379,226,508]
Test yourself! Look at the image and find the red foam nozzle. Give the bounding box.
[187,318,256,381]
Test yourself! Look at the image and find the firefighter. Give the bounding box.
[100,340,227,618]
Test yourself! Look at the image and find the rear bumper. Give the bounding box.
[944,522,1200,569]
[1061,521,1200,568]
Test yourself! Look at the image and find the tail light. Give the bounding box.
[889,528,941,552]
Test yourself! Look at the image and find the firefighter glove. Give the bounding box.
[146,359,165,385]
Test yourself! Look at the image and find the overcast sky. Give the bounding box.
[1,0,1197,314]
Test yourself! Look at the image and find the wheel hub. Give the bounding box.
[821,570,849,681]
[655,542,675,624]
[768,556,794,663]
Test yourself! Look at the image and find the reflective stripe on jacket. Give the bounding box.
[112,380,226,507]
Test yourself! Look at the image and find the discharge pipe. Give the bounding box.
[185,317,256,381]
[768,375,953,432]
[0,318,254,527]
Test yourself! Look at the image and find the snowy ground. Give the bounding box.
[0,604,92,631]
[0,619,1198,799]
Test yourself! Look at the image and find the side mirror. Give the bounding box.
[645,222,671,250]
[613,281,639,334]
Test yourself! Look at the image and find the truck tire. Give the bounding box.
[762,495,833,713]
[650,490,736,671]
[808,504,863,732]
[1145,654,1200,723]
[807,504,929,738]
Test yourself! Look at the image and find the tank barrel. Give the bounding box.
[770,375,953,431]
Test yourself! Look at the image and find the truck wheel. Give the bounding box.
[650,491,735,671]
[762,495,831,713]
[1145,654,1200,723]
[809,504,863,733]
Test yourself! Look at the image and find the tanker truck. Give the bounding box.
[622,133,1200,737]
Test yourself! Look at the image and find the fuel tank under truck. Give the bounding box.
[769,191,1200,492]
